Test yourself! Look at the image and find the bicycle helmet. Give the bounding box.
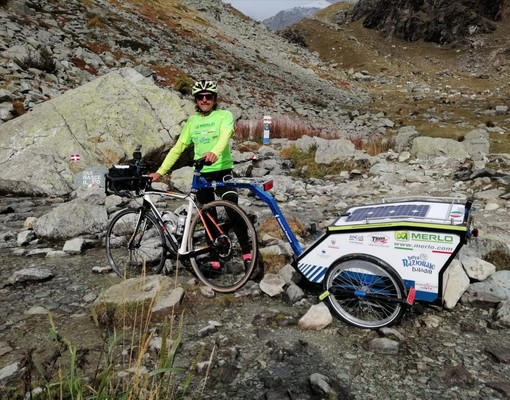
[192,80,218,96]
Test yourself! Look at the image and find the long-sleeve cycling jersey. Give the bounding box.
[156,109,235,175]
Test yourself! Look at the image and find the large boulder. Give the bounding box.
[411,137,469,160]
[33,198,108,240]
[0,68,194,196]
[92,275,185,326]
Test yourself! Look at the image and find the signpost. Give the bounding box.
[74,166,108,189]
[263,115,272,144]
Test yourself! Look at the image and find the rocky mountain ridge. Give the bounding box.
[262,0,344,31]
[350,0,509,44]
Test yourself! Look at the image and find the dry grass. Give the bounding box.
[258,215,307,240]
[349,133,397,156]
[70,56,98,75]
[86,15,105,28]
[236,116,324,141]
[151,65,187,88]
[12,99,26,117]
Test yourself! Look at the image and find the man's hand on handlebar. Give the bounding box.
[149,172,162,182]
[203,152,218,164]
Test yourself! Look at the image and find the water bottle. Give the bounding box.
[176,214,186,236]
[174,205,187,237]
[162,211,177,234]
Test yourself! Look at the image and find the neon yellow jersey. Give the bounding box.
[156,109,235,175]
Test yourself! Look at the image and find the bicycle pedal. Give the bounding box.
[208,261,221,270]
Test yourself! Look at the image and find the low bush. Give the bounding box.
[279,27,308,48]
[15,48,57,74]
[174,75,194,95]
[280,144,357,178]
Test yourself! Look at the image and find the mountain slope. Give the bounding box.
[289,0,510,151]
[0,0,368,133]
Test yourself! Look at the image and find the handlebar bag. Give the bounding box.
[105,165,143,193]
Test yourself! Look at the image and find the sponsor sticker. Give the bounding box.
[348,234,364,245]
[395,231,454,243]
[368,234,389,246]
[328,239,339,249]
[416,282,438,292]
[402,254,436,274]
[395,231,409,241]
[449,210,463,219]
[318,249,331,259]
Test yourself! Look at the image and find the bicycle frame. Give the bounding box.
[132,164,303,262]
[134,189,199,258]
[190,169,303,257]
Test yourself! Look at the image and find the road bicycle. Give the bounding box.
[104,147,478,328]
[104,150,263,293]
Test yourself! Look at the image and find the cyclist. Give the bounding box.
[149,80,253,271]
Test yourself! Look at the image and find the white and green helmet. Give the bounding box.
[192,80,218,96]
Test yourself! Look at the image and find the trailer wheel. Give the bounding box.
[323,254,406,329]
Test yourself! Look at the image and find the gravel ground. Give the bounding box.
[1,197,509,399]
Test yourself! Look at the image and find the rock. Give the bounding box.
[16,230,36,246]
[486,382,510,398]
[92,275,184,325]
[7,267,54,285]
[309,373,335,396]
[34,199,108,239]
[411,137,469,160]
[366,337,400,354]
[485,345,510,364]
[298,302,332,330]
[197,324,218,338]
[459,255,496,281]
[63,237,86,254]
[285,283,305,304]
[495,300,510,327]
[442,259,470,310]
[0,362,20,383]
[463,129,490,161]
[260,273,286,297]
[314,137,356,164]
[462,270,510,307]
[0,69,194,196]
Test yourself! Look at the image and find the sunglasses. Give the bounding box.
[195,93,215,101]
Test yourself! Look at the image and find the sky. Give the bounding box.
[222,0,317,21]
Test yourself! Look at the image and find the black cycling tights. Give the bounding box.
[196,169,252,254]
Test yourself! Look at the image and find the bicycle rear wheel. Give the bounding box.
[105,208,166,278]
[188,200,258,293]
[323,254,406,329]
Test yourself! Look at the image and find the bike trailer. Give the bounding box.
[295,197,475,305]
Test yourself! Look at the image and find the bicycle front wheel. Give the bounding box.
[323,254,406,329]
[105,208,166,278]
[188,200,258,293]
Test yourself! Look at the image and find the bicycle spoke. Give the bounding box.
[188,200,258,293]
[324,256,405,329]
[106,209,166,278]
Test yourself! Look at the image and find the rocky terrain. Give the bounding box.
[286,0,510,150]
[0,0,510,399]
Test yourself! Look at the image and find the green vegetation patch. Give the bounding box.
[281,144,357,178]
